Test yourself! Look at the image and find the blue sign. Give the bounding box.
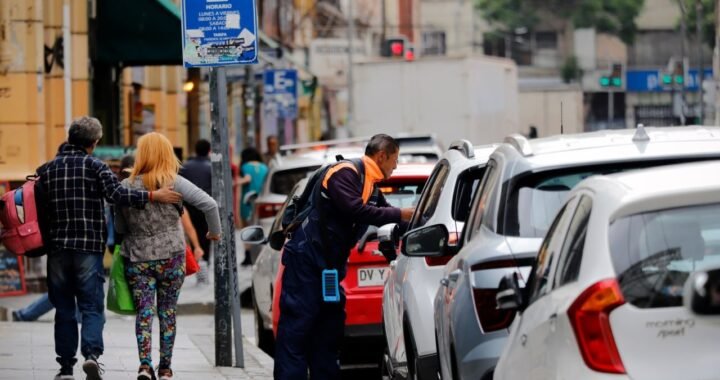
[626,68,713,92]
[264,69,298,119]
[181,0,258,67]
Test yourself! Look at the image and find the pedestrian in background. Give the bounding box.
[264,135,280,165]
[274,134,414,379]
[39,117,182,380]
[239,146,268,265]
[115,132,221,380]
[179,139,213,284]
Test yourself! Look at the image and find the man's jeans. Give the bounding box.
[47,250,106,366]
[15,293,54,321]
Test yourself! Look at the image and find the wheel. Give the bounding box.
[253,294,275,356]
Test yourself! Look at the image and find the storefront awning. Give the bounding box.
[94,0,182,66]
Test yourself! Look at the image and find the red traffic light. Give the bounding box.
[404,49,415,61]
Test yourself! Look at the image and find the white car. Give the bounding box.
[495,160,720,380]
[381,141,497,380]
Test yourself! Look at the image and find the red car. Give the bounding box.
[271,164,432,360]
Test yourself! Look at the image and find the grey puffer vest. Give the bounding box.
[119,177,185,262]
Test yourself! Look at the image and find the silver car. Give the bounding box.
[401,126,720,380]
[380,141,497,380]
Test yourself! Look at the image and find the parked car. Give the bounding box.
[243,163,433,360]
[379,140,497,380]
[403,126,720,380]
[495,160,720,380]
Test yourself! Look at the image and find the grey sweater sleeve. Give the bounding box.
[175,175,222,235]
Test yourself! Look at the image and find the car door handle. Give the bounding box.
[448,269,462,283]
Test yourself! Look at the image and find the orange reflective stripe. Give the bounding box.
[361,157,384,203]
[322,162,358,189]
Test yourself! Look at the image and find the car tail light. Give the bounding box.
[256,202,283,219]
[470,259,520,332]
[424,232,458,266]
[568,279,626,374]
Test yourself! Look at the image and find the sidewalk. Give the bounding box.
[0,314,272,379]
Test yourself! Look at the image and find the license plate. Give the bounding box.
[357,267,389,287]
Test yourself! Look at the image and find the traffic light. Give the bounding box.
[381,37,407,58]
[661,57,688,88]
[600,63,623,88]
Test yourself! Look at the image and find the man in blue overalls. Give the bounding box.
[274,134,414,379]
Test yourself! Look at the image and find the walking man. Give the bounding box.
[274,134,414,379]
[39,117,182,380]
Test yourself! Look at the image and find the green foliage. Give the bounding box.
[475,0,645,44]
[561,55,582,83]
[679,0,715,49]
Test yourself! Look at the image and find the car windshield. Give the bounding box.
[379,179,427,208]
[270,165,321,195]
[609,203,720,309]
[503,158,720,238]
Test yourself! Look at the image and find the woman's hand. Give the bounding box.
[194,246,205,260]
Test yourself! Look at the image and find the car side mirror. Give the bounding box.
[243,190,258,205]
[401,224,449,257]
[684,267,720,316]
[497,272,524,312]
[239,226,266,245]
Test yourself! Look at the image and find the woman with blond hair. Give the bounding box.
[115,132,221,380]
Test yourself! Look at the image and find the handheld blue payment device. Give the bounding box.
[322,269,340,303]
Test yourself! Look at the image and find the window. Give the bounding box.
[270,165,321,195]
[463,161,499,243]
[535,31,558,50]
[451,166,487,223]
[554,195,592,288]
[408,161,450,230]
[527,201,573,304]
[610,203,720,309]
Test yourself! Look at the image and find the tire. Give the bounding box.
[253,294,275,356]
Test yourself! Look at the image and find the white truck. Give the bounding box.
[352,55,520,146]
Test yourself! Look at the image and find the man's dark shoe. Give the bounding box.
[11,310,22,321]
[54,366,74,380]
[82,355,104,380]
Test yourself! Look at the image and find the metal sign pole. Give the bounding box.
[209,66,237,367]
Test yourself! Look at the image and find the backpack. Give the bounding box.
[269,157,365,250]
[0,174,50,257]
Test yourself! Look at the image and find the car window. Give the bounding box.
[463,161,499,243]
[378,180,426,209]
[270,165,321,195]
[610,203,720,309]
[554,195,592,288]
[408,161,450,230]
[527,200,574,304]
[452,166,487,223]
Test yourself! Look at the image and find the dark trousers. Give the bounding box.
[274,238,345,380]
[47,250,106,366]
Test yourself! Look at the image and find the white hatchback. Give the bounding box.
[494,160,720,380]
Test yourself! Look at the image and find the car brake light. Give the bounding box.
[256,202,283,219]
[568,279,626,374]
[424,232,458,266]
[470,259,520,332]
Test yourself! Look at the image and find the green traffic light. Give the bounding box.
[599,76,610,87]
[662,75,673,85]
[611,77,622,87]
[674,75,684,85]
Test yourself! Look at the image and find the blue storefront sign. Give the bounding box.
[264,69,298,119]
[626,68,713,92]
[181,0,258,67]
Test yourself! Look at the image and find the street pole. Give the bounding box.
[608,90,614,127]
[697,0,705,123]
[716,0,720,125]
[347,1,355,131]
[63,3,72,131]
[209,66,243,367]
[680,0,689,124]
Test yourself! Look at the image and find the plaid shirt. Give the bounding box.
[39,144,149,254]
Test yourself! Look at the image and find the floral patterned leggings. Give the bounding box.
[125,253,185,370]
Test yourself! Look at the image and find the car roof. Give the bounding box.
[574,160,720,220]
[387,163,435,178]
[495,126,720,172]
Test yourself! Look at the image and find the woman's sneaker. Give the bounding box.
[137,364,155,380]
[158,368,173,380]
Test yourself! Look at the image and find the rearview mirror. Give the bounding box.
[684,267,720,316]
[401,224,449,257]
[239,226,266,245]
[497,272,524,312]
